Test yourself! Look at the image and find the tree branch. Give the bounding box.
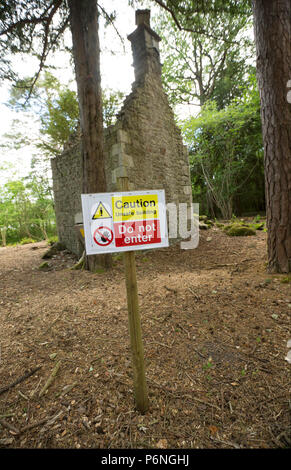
[0,366,42,396]
[0,16,45,36]
[152,0,245,44]
[97,2,125,50]
[0,1,60,37]
[25,14,70,103]
[152,0,214,39]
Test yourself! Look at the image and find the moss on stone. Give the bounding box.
[42,242,66,259]
[252,222,265,230]
[224,223,256,237]
[199,222,209,230]
[206,220,214,227]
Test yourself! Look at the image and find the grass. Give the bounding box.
[19,237,38,245]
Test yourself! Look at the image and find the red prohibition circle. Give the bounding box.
[93,226,113,246]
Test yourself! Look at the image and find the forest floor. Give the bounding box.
[0,225,290,450]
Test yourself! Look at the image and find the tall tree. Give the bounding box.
[0,0,113,270]
[68,0,111,270]
[252,0,291,273]
[153,6,254,108]
[68,0,104,197]
[152,0,290,273]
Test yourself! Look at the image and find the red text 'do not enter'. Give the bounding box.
[114,219,161,247]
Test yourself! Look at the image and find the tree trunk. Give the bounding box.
[1,227,7,247]
[252,0,291,273]
[68,0,112,271]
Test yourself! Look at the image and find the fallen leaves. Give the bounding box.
[208,425,218,436]
[0,233,290,449]
[156,438,168,449]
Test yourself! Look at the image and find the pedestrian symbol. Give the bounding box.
[93,226,114,246]
[92,201,112,220]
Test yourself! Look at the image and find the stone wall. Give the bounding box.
[107,71,192,204]
[51,138,83,256]
[51,10,192,257]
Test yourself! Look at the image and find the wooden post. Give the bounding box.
[118,176,149,413]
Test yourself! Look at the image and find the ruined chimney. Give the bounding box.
[128,10,162,82]
[135,9,151,27]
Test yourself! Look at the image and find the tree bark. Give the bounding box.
[252,0,291,273]
[68,0,112,271]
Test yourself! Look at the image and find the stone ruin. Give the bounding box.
[51,10,192,257]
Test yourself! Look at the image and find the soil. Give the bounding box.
[0,227,290,449]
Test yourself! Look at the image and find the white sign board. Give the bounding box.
[81,190,169,255]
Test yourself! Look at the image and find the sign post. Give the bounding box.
[81,182,168,413]
[118,176,148,413]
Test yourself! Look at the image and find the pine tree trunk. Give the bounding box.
[252,0,291,273]
[68,0,111,271]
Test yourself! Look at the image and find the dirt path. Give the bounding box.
[0,228,290,449]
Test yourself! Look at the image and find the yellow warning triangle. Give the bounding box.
[92,201,112,220]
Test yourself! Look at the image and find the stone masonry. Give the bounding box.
[51,10,192,257]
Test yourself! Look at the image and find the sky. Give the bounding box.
[0,1,146,184]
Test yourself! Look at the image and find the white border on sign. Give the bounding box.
[81,190,169,256]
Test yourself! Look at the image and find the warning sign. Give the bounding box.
[114,219,161,247]
[112,194,159,222]
[92,201,112,220]
[81,190,168,255]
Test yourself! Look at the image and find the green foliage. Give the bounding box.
[19,237,37,245]
[39,84,80,156]
[38,84,124,156]
[0,173,56,245]
[7,72,125,158]
[103,89,125,127]
[152,1,254,108]
[182,74,264,218]
[47,235,58,246]
[7,72,78,157]
[203,360,213,370]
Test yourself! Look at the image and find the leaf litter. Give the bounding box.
[0,228,290,449]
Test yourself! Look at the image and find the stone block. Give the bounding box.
[112,166,128,183]
[110,143,123,157]
[117,129,131,144]
[119,153,134,168]
[183,185,192,195]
